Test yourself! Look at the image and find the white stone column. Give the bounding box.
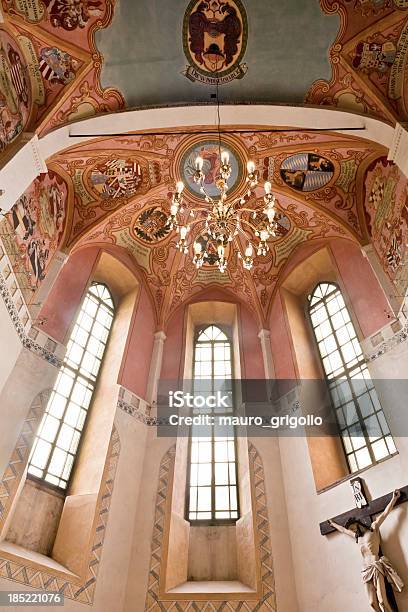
[146,330,166,408]
[361,245,402,318]
[29,250,68,323]
[258,328,275,379]
[0,134,47,213]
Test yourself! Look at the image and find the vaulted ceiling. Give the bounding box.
[0,0,407,326]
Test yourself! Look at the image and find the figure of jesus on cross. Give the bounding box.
[329,489,404,611]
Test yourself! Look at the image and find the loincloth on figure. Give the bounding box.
[362,556,404,592]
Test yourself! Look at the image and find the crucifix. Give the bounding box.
[321,482,407,612]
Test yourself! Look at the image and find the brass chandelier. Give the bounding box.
[167,152,278,273]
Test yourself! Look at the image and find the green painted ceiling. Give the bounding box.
[96,0,339,108]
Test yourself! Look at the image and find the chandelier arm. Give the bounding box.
[196,183,217,207]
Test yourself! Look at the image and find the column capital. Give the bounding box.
[53,250,69,265]
[258,328,271,340]
[154,330,167,342]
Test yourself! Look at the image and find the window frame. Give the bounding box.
[308,282,396,474]
[185,324,240,526]
[27,282,115,493]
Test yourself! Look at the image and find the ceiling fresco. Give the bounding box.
[96,0,337,104]
[363,156,408,300]
[307,4,408,122]
[0,0,124,152]
[0,169,69,303]
[28,128,393,327]
[0,0,408,326]
[0,0,407,156]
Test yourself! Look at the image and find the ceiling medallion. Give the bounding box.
[181,140,242,198]
[167,149,279,274]
[182,0,248,85]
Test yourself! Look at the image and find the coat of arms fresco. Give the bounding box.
[0,30,31,152]
[133,206,171,243]
[183,0,248,84]
[280,153,335,192]
[90,158,144,199]
[0,171,67,300]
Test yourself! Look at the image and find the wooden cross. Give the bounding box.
[320,484,408,536]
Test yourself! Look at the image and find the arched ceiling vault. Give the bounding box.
[51,125,387,328]
[0,0,407,327]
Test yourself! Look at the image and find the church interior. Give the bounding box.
[0,0,408,610]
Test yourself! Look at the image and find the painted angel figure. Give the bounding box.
[329,490,404,611]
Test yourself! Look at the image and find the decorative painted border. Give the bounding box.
[367,321,408,361]
[0,266,63,368]
[144,443,277,611]
[0,273,62,367]
[117,386,154,424]
[0,390,50,529]
[0,420,120,605]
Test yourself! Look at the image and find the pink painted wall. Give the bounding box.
[161,307,185,381]
[40,244,157,399]
[331,240,391,338]
[40,247,99,343]
[269,291,297,380]
[119,284,155,398]
[268,237,393,383]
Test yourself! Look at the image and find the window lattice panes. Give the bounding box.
[309,283,396,473]
[28,283,114,490]
[188,325,239,522]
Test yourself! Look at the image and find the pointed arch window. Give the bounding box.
[187,325,239,523]
[308,282,396,473]
[28,283,115,490]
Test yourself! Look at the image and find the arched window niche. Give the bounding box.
[0,250,139,578]
[308,282,396,473]
[276,244,397,492]
[161,301,261,600]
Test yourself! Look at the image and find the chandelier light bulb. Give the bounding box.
[247,160,256,174]
[264,181,272,194]
[245,243,253,257]
[260,229,269,242]
[170,204,178,216]
[195,156,204,171]
[180,226,188,239]
[221,150,230,165]
[266,208,276,223]
[176,181,185,194]
[194,241,202,254]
